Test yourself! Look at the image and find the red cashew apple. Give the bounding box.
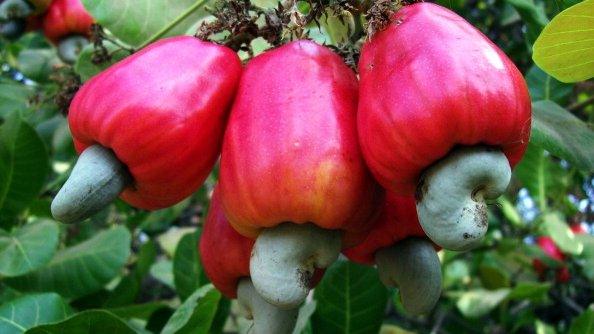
[51,36,242,223]
[344,193,442,315]
[42,0,93,63]
[358,2,531,251]
[219,40,383,308]
[533,236,567,283]
[200,187,300,334]
[0,0,48,40]
[533,224,587,283]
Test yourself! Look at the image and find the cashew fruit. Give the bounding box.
[533,224,587,283]
[219,39,382,308]
[357,3,531,251]
[344,194,441,315]
[42,0,92,43]
[51,36,242,223]
[200,187,303,334]
[41,0,93,63]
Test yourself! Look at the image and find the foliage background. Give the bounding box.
[0,0,593,333]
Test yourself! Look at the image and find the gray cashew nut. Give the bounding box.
[51,145,130,223]
[237,278,298,334]
[250,223,341,309]
[375,238,442,315]
[416,147,511,251]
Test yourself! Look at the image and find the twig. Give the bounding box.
[568,96,594,112]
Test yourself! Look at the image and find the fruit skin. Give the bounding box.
[200,187,254,299]
[68,36,242,209]
[42,0,93,44]
[357,2,531,196]
[220,39,382,245]
[344,193,436,264]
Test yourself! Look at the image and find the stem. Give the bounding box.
[137,0,209,50]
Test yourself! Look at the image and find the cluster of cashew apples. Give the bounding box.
[0,0,94,63]
[52,2,531,332]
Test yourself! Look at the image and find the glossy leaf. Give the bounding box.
[0,112,49,227]
[25,310,136,334]
[5,226,131,299]
[0,293,72,334]
[312,260,388,334]
[173,230,208,300]
[103,240,157,307]
[531,100,594,172]
[533,0,594,82]
[526,66,573,104]
[456,289,510,318]
[0,220,59,277]
[161,284,221,334]
[81,0,211,47]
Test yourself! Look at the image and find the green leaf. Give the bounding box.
[541,213,583,255]
[25,310,137,334]
[312,260,388,334]
[531,100,594,172]
[569,305,594,334]
[0,81,33,118]
[533,0,594,82]
[104,240,157,307]
[526,66,573,103]
[150,259,175,289]
[5,226,131,299]
[504,0,548,43]
[0,293,72,334]
[535,320,557,334]
[81,0,212,47]
[578,234,594,282]
[108,302,170,320]
[16,49,60,83]
[161,284,221,334]
[0,112,49,227]
[479,264,510,289]
[173,230,208,300]
[74,42,130,82]
[0,220,59,277]
[455,289,510,318]
[514,144,566,209]
[507,282,551,300]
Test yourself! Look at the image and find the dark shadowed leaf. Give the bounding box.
[25,310,136,334]
[0,112,49,228]
[173,230,209,300]
[312,260,388,334]
[161,284,221,334]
